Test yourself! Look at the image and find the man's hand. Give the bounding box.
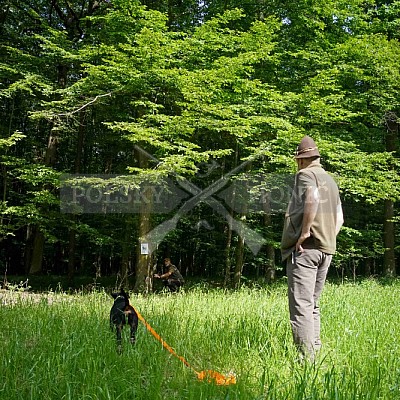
[154,274,161,279]
[296,231,311,253]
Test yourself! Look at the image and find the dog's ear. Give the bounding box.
[121,289,130,299]
[111,292,119,299]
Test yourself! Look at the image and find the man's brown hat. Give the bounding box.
[294,136,320,159]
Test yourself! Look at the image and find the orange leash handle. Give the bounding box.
[134,308,197,373]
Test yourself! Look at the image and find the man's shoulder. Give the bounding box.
[296,167,321,185]
[302,164,326,175]
[299,165,334,182]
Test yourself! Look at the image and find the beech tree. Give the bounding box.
[0,0,399,288]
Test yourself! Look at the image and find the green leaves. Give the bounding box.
[0,132,25,148]
[0,0,399,276]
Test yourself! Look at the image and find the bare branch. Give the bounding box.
[58,92,112,116]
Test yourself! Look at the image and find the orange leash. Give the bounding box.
[134,307,236,386]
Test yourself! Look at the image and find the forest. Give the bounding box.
[0,0,399,291]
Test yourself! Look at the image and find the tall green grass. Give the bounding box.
[1,279,400,399]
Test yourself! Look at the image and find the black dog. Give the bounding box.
[110,289,138,351]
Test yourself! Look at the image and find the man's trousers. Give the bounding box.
[287,249,332,360]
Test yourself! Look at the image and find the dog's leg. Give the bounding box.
[116,323,123,353]
[126,308,139,345]
[130,316,138,345]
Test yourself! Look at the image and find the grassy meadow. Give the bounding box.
[1,279,400,399]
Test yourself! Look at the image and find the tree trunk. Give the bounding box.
[223,222,233,287]
[262,190,276,282]
[28,130,59,275]
[67,229,76,283]
[232,181,250,288]
[232,152,250,288]
[383,199,396,276]
[233,217,245,289]
[29,228,45,274]
[28,46,69,276]
[24,225,33,273]
[364,258,372,277]
[223,177,236,287]
[383,112,398,277]
[121,217,134,289]
[134,149,153,293]
[135,227,153,293]
[67,111,85,285]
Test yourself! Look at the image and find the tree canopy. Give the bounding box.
[0,0,399,289]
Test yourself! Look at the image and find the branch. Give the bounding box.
[57,92,112,116]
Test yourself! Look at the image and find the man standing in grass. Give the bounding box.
[281,136,344,361]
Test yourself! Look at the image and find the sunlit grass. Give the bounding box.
[1,279,400,399]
